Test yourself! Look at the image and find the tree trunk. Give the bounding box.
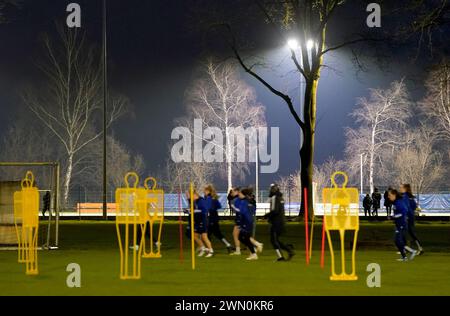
[300,79,318,219]
[227,160,233,192]
[63,153,74,206]
[369,125,376,194]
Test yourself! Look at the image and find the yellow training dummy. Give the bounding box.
[142,177,164,259]
[14,171,39,275]
[115,172,147,280]
[322,172,359,281]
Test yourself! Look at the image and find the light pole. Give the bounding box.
[102,0,108,220]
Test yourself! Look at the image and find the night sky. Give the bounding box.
[0,0,430,187]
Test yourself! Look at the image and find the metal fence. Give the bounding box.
[61,186,450,218]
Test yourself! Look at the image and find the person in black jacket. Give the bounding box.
[384,187,393,218]
[42,191,51,217]
[371,188,382,218]
[265,184,294,262]
[363,194,372,217]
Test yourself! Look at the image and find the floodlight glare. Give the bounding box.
[287,39,300,50]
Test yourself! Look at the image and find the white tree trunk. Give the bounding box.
[225,127,233,192]
[369,124,376,194]
[63,153,74,206]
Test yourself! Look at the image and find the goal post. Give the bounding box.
[0,162,60,249]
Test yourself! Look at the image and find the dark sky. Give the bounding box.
[0,0,431,188]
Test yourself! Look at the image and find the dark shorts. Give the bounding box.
[234,215,241,226]
[194,215,208,234]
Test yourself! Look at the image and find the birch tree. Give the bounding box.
[88,136,145,189]
[313,157,348,201]
[420,59,450,141]
[22,29,126,204]
[345,80,411,194]
[183,60,266,191]
[165,157,214,194]
[393,126,444,195]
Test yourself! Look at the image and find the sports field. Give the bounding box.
[1,220,450,296]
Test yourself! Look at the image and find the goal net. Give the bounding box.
[0,162,60,249]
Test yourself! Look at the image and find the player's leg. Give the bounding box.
[239,231,257,260]
[250,236,264,253]
[194,232,206,257]
[202,232,214,258]
[270,227,284,261]
[407,216,423,254]
[395,226,407,261]
[231,225,241,255]
[249,219,263,253]
[211,221,233,252]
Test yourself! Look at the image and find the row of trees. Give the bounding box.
[280,60,450,200]
[0,28,144,206]
[165,60,267,193]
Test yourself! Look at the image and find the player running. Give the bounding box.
[204,184,233,253]
[187,190,214,258]
[234,187,258,261]
[229,187,242,256]
[245,188,264,253]
[265,184,295,261]
[388,189,417,262]
[400,184,424,255]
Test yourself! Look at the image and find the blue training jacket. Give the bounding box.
[392,198,408,227]
[401,193,417,219]
[204,195,222,223]
[234,198,253,233]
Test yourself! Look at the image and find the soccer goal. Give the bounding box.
[0,162,60,250]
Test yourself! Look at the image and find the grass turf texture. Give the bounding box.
[1,220,450,296]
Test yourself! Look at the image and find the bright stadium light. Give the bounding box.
[287,39,300,50]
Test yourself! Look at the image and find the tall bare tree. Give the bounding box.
[345,81,411,194]
[165,157,215,194]
[197,0,389,215]
[0,118,59,186]
[420,59,450,141]
[313,157,348,201]
[22,29,126,204]
[183,60,266,191]
[393,126,444,194]
[90,136,145,189]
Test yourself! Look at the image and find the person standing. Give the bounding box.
[42,191,51,218]
[384,188,393,218]
[371,188,382,218]
[400,184,424,255]
[363,194,372,218]
[388,189,417,262]
[265,184,294,261]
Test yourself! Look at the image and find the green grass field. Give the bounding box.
[1,220,450,296]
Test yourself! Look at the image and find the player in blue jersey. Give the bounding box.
[244,187,263,253]
[186,190,214,258]
[204,184,233,254]
[234,187,258,260]
[400,184,424,255]
[388,189,417,262]
[229,187,242,255]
